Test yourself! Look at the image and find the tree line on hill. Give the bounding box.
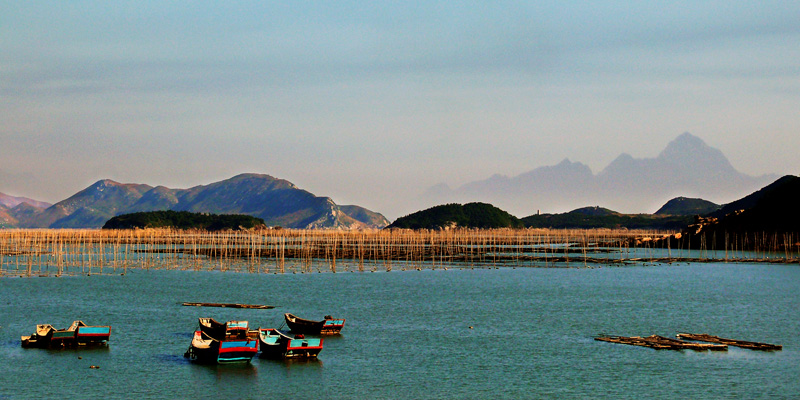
[388,202,699,230]
[388,203,523,229]
[102,210,265,231]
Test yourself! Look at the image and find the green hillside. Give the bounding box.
[102,210,265,231]
[655,197,720,215]
[388,202,523,229]
[522,208,691,230]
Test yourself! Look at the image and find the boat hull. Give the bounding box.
[21,322,110,348]
[258,329,323,359]
[186,331,258,364]
[284,313,345,335]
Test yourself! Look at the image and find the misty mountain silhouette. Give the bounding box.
[423,133,777,217]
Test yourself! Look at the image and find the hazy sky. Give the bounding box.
[2,1,799,219]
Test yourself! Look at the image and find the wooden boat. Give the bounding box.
[257,328,323,359]
[677,333,782,351]
[284,313,345,335]
[184,330,259,364]
[198,317,250,341]
[21,321,111,348]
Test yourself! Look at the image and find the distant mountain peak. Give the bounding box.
[657,132,730,165]
[673,131,703,145]
[659,132,706,155]
[225,172,298,189]
[599,153,636,176]
[423,132,777,216]
[0,192,51,209]
[91,179,121,191]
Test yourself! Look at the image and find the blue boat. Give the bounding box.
[21,321,111,348]
[184,330,259,364]
[258,328,323,359]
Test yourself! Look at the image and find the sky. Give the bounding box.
[2,1,799,220]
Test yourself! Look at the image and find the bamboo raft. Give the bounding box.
[596,335,728,351]
[677,333,782,351]
[181,302,275,309]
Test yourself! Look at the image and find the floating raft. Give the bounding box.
[677,333,782,351]
[181,302,274,309]
[595,335,728,351]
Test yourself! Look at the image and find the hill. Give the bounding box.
[654,197,720,216]
[647,175,800,250]
[102,211,265,231]
[388,203,523,229]
[702,175,800,233]
[521,207,691,230]
[7,173,389,229]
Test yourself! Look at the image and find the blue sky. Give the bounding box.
[2,1,799,218]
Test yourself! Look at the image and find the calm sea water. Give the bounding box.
[1,262,798,399]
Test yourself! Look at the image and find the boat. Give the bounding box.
[21,321,111,348]
[284,313,345,335]
[184,330,259,364]
[257,328,323,359]
[198,317,250,341]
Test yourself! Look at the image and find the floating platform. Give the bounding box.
[677,333,782,351]
[595,335,727,351]
[181,302,274,309]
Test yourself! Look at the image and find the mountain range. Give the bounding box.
[0,173,389,229]
[0,133,785,230]
[423,132,778,216]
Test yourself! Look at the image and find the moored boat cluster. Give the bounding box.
[184,313,345,364]
[20,313,345,365]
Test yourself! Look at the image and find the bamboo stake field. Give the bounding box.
[0,228,798,277]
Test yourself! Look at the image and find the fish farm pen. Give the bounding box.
[1,228,798,277]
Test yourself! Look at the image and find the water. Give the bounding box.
[1,263,798,399]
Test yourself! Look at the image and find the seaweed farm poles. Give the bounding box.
[2,228,799,276]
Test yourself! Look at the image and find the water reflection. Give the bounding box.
[189,362,259,380]
[258,357,323,369]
